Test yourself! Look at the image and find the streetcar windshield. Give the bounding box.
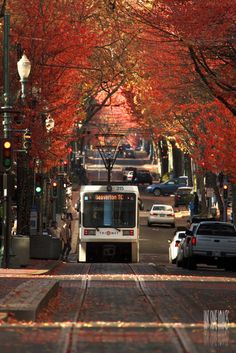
[83,193,136,228]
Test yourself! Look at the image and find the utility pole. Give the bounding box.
[95,133,124,191]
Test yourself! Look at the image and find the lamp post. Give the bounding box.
[1,13,31,268]
[45,115,55,133]
[17,53,31,100]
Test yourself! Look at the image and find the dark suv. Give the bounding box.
[174,187,193,207]
[134,170,153,185]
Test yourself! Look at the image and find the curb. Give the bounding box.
[0,260,61,277]
[0,279,59,321]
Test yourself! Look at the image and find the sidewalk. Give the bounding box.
[0,259,60,322]
[0,258,60,277]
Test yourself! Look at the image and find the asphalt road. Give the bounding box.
[138,190,188,264]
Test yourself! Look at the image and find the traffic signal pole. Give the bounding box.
[52,181,58,222]
[223,184,229,222]
[1,14,11,268]
[2,173,10,267]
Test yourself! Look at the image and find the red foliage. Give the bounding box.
[4,0,98,170]
[128,1,236,177]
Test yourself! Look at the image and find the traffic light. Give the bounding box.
[23,130,32,150]
[52,181,58,198]
[35,174,43,196]
[63,160,68,173]
[223,184,228,200]
[1,139,12,171]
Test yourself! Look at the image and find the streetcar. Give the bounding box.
[77,184,140,262]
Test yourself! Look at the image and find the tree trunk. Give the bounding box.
[206,172,224,220]
[196,170,207,216]
[184,154,193,187]
[151,139,159,165]
[158,139,168,176]
[171,142,184,177]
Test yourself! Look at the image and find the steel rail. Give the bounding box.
[128,264,199,353]
[63,263,91,353]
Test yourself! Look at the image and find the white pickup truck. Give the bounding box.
[180,221,236,270]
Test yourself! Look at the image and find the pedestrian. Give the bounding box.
[60,219,72,262]
[66,197,73,220]
[193,192,199,215]
[188,199,195,219]
[48,221,61,239]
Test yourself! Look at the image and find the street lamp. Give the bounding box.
[45,115,55,132]
[17,53,31,100]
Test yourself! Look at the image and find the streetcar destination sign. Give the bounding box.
[94,193,124,201]
[84,193,136,201]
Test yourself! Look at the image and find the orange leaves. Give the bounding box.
[127,1,235,177]
[190,103,236,177]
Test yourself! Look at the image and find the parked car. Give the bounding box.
[174,186,193,207]
[176,221,236,270]
[189,216,217,232]
[177,217,218,268]
[122,167,137,181]
[124,149,135,158]
[134,170,153,185]
[127,170,134,182]
[146,176,188,196]
[147,204,175,227]
[168,230,186,264]
[122,143,131,150]
[116,148,124,158]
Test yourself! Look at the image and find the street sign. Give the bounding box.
[30,210,38,235]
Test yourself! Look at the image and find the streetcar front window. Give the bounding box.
[83,193,136,228]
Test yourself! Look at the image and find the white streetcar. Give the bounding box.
[77,184,140,263]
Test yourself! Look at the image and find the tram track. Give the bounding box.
[32,262,236,352]
[62,263,92,353]
[128,264,199,353]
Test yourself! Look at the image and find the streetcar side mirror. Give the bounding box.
[139,201,144,211]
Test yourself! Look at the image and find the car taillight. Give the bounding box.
[84,229,96,235]
[175,240,180,247]
[191,236,197,246]
[167,213,175,217]
[123,230,134,236]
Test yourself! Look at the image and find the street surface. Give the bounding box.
[0,154,236,352]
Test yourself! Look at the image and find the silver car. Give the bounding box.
[147,204,175,228]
